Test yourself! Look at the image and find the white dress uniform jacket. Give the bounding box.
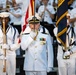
[38,4,55,24]
[48,0,58,5]
[69,8,76,34]
[0,0,6,8]
[9,8,22,25]
[0,25,19,75]
[16,0,30,27]
[54,25,76,75]
[21,26,53,71]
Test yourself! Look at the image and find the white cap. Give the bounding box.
[0,12,10,18]
[28,13,41,22]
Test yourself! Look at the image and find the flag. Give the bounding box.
[56,0,68,48]
[22,0,35,32]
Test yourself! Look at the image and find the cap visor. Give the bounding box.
[29,22,39,24]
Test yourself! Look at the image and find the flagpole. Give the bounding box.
[2,17,7,73]
[33,0,35,31]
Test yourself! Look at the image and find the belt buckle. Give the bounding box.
[63,54,70,59]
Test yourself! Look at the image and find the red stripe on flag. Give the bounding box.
[22,8,29,32]
[22,0,35,32]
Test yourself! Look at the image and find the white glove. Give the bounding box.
[47,67,53,73]
[2,44,9,50]
[30,31,37,39]
[10,44,19,51]
[64,51,70,57]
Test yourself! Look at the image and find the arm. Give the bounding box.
[71,45,76,53]
[38,6,45,18]
[21,34,33,50]
[47,34,54,68]
[70,18,76,23]
[9,11,22,18]
[9,29,20,51]
[45,8,55,19]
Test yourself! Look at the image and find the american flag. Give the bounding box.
[22,0,35,32]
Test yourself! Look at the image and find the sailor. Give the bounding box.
[0,12,20,75]
[21,13,54,75]
[53,13,76,75]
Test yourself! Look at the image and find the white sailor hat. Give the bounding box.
[0,12,10,18]
[28,13,41,24]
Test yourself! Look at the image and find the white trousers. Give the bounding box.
[58,58,76,75]
[0,55,16,75]
[25,71,47,75]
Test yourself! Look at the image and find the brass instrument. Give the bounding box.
[2,17,7,72]
[6,0,10,9]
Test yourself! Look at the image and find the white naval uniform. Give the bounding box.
[0,25,19,75]
[15,0,30,27]
[0,0,13,9]
[38,4,55,24]
[21,26,53,75]
[48,0,58,5]
[9,8,22,25]
[0,0,6,8]
[54,25,76,75]
[69,8,76,34]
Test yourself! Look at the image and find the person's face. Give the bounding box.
[42,0,49,5]
[12,2,18,10]
[29,23,40,31]
[0,17,9,26]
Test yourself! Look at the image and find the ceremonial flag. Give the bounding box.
[22,0,35,32]
[56,0,68,47]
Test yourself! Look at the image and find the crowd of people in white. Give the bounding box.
[0,0,76,75]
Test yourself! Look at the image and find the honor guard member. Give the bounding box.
[0,12,20,75]
[53,13,76,75]
[21,14,54,75]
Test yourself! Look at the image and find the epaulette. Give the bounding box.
[41,32,49,35]
[41,26,49,35]
[22,33,30,35]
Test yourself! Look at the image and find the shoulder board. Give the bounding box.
[41,26,49,35]
[41,32,49,35]
[22,33,30,35]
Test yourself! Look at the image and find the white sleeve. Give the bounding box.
[21,34,33,50]
[16,0,22,4]
[71,46,76,53]
[38,6,43,16]
[10,29,20,51]
[47,34,54,68]
[48,6,55,14]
